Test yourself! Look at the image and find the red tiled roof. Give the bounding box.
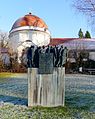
[50,38,79,46]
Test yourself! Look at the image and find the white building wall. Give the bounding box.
[63,39,95,50]
[89,52,95,61]
[9,28,50,63]
[9,30,50,52]
[9,32,19,52]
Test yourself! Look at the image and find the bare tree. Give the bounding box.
[0,30,9,48]
[73,0,95,16]
[73,0,95,26]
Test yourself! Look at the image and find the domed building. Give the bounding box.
[8,12,95,70]
[9,13,51,61]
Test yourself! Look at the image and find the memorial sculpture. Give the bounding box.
[27,45,68,68]
[8,12,67,107]
[27,45,67,107]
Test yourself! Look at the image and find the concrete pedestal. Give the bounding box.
[28,67,65,107]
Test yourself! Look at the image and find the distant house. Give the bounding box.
[50,38,95,62]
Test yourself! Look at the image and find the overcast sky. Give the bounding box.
[0,0,93,38]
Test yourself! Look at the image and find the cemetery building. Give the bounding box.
[50,38,95,62]
[8,13,95,65]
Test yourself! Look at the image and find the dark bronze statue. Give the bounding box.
[26,45,68,68]
[58,46,68,67]
[27,45,34,67]
[33,46,41,68]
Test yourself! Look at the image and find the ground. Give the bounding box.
[0,73,95,119]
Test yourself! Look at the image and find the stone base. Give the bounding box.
[28,67,65,107]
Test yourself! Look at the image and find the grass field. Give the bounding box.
[0,72,26,78]
[0,73,95,119]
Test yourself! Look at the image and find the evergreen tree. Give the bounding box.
[78,28,84,38]
[84,31,91,38]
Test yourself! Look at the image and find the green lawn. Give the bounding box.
[0,72,26,78]
[0,73,95,119]
[0,104,95,119]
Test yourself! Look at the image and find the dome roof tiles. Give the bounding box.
[11,13,48,31]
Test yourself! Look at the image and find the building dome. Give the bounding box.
[9,13,50,46]
[10,13,48,32]
[9,13,51,62]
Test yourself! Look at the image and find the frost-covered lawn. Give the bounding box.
[0,73,95,119]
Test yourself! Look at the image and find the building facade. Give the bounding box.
[8,13,95,65]
[50,38,95,62]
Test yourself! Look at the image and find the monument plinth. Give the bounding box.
[28,53,65,107]
[28,67,65,107]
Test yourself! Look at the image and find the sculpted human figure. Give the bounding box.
[49,46,54,53]
[58,45,64,67]
[54,45,59,67]
[33,46,41,68]
[46,45,50,53]
[62,47,68,66]
[27,45,34,68]
[49,46,54,66]
[58,46,67,67]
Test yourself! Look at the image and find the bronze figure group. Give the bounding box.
[27,45,67,68]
